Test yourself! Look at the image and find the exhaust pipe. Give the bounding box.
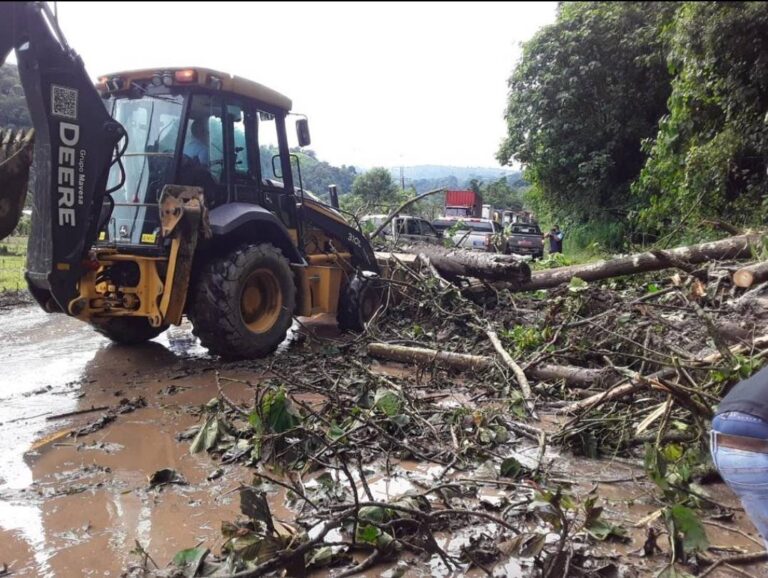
[328,184,339,209]
[0,127,34,240]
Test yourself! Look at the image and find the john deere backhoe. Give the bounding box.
[0,1,381,358]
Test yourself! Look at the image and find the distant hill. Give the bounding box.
[390,165,520,183]
[382,165,525,194]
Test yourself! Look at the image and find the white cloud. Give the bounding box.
[34,2,557,167]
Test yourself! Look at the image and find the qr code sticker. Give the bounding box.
[51,85,78,120]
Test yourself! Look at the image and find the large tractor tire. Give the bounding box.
[188,243,296,359]
[92,317,169,345]
[337,274,383,332]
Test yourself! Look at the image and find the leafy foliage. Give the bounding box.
[498,2,677,224]
[634,2,768,231]
[0,64,30,130]
[289,148,358,198]
[350,167,400,207]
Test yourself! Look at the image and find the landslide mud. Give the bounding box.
[1,306,767,577]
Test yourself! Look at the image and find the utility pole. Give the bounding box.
[400,165,405,191]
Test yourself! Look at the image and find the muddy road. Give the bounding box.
[1,304,767,577]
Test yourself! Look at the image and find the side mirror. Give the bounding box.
[296,118,311,147]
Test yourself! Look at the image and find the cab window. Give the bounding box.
[257,110,282,186]
[228,103,251,178]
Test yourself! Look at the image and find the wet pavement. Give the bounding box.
[1,305,768,577]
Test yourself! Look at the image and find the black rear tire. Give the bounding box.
[92,317,168,345]
[188,243,296,359]
[337,274,383,332]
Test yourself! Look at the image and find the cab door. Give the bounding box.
[225,101,296,230]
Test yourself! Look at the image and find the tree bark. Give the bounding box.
[516,234,763,292]
[408,245,531,284]
[368,343,491,371]
[366,342,609,385]
[733,261,768,288]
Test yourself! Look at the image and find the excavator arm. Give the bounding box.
[0,1,125,312]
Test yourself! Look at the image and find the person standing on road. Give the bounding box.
[545,225,564,254]
[711,364,768,548]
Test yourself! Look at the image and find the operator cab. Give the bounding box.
[97,67,308,250]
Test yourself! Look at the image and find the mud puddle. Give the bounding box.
[0,306,342,576]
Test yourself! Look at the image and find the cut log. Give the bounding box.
[516,234,763,292]
[409,244,531,284]
[532,364,609,386]
[367,343,491,371]
[366,342,609,386]
[733,261,768,288]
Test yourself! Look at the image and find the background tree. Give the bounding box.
[634,2,768,232]
[0,64,30,129]
[289,148,357,198]
[350,167,400,209]
[497,2,678,237]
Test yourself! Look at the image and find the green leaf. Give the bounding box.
[172,546,208,566]
[307,546,334,568]
[327,423,345,440]
[568,277,588,292]
[478,427,495,445]
[358,506,388,523]
[248,411,263,434]
[190,416,220,454]
[662,443,684,462]
[263,388,301,434]
[585,519,628,542]
[666,505,708,554]
[171,547,208,577]
[356,524,380,544]
[500,457,524,479]
[374,389,402,417]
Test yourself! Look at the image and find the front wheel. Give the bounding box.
[188,243,296,359]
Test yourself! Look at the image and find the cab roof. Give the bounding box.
[96,67,292,111]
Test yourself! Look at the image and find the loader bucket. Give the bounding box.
[0,128,34,240]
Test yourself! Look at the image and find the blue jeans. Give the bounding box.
[711,411,768,548]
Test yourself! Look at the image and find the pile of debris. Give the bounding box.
[129,233,768,578]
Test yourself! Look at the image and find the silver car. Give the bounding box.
[361,214,443,246]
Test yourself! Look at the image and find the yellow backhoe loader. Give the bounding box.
[0,1,381,358]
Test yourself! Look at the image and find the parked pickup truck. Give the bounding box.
[432,217,505,252]
[505,222,544,259]
[361,214,443,246]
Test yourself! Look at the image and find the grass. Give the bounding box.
[0,237,27,292]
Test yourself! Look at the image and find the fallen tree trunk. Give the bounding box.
[409,245,531,284]
[516,234,763,292]
[366,343,609,386]
[733,261,768,288]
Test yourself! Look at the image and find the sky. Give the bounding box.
[35,2,557,169]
